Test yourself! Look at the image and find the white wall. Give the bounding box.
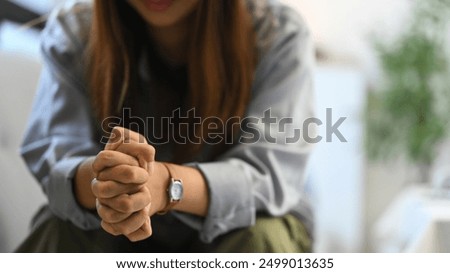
[308,65,367,252]
[281,0,412,82]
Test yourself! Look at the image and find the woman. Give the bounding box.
[18,0,314,252]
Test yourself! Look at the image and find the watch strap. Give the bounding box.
[157,163,182,215]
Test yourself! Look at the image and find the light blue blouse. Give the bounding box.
[21,0,315,243]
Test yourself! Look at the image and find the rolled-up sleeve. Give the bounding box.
[20,5,101,230]
[176,7,315,243]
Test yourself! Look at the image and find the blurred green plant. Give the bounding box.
[366,0,450,166]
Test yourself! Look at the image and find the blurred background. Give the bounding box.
[1,0,450,253]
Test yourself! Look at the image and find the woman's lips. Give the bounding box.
[143,0,174,12]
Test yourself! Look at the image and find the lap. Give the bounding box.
[16,206,311,253]
[203,215,312,253]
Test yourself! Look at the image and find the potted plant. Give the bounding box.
[366,0,450,182]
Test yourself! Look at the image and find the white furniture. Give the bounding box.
[11,0,62,14]
[0,4,49,251]
[0,51,46,253]
[373,186,450,252]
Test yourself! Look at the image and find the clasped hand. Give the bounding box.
[90,127,164,242]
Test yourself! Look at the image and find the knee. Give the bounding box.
[214,215,311,253]
[244,217,282,243]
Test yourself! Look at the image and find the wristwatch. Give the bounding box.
[158,163,183,215]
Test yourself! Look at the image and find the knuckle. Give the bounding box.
[140,170,149,181]
[97,150,111,161]
[128,236,139,242]
[136,133,147,144]
[143,146,155,161]
[112,224,127,235]
[128,232,144,242]
[146,145,156,156]
[123,167,137,182]
[118,197,133,213]
[143,205,151,215]
[102,221,120,236]
[120,223,135,236]
[129,229,152,242]
[98,209,106,220]
[138,210,148,218]
[99,209,110,221]
[93,151,111,171]
[131,170,141,182]
[136,145,155,163]
[97,182,112,197]
[137,169,148,183]
[92,158,101,172]
[103,208,115,221]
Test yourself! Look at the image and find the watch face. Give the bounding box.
[169,180,183,201]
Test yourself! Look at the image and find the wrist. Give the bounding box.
[74,157,97,210]
[147,162,171,215]
[157,163,184,215]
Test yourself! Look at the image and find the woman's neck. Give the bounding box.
[147,17,193,65]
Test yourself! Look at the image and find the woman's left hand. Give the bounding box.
[92,127,156,242]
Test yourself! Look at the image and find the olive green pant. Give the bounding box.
[16,206,311,253]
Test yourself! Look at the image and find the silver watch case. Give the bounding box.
[168,179,183,202]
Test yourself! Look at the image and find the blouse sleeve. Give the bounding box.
[20,3,101,230]
[175,6,315,242]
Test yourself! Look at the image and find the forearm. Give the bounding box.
[74,156,97,210]
[77,156,209,216]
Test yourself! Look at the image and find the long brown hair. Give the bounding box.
[88,0,256,162]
